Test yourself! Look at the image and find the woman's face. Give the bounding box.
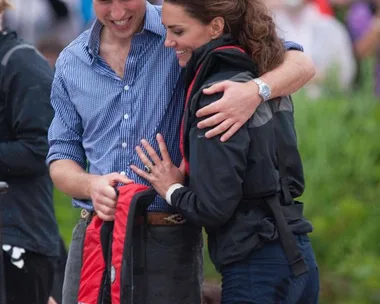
[162,2,215,67]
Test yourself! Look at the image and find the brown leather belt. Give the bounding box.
[80,209,186,226]
[145,212,186,225]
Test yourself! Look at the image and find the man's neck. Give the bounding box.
[101,27,132,51]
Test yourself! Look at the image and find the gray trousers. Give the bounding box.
[62,218,203,304]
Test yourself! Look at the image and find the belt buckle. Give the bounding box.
[80,209,90,220]
[164,213,186,225]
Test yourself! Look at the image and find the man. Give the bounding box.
[47,1,315,303]
[0,1,60,303]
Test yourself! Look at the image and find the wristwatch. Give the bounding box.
[252,78,271,103]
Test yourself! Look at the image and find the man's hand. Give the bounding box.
[197,81,260,142]
[196,51,315,142]
[89,173,134,221]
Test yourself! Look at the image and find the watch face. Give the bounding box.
[254,79,271,101]
[260,84,271,100]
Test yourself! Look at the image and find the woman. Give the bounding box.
[131,0,319,302]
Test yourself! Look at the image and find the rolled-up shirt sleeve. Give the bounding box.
[171,93,250,229]
[46,56,87,170]
[283,40,304,52]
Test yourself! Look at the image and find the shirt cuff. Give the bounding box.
[165,183,184,205]
[282,40,304,52]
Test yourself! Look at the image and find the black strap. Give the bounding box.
[267,99,308,277]
[140,212,149,304]
[125,189,155,304]
[268,100,293,205]
[266,196,308,277]
[131,216,148,304]
[0,182,8,304]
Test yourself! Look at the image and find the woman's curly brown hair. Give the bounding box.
[164,0,285,75]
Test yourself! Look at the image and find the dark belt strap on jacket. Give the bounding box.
[268,99,308,277]
[265,195,308,277]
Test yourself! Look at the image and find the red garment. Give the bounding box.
[314,0,334,15]
[77,184,155,304]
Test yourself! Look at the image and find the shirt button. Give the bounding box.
[124,85,130,91]
[120,171,126,176]
[123,113,129,119]
[121,142,127,148]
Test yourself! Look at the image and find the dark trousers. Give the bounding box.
[4,250,55,304]
[63,218,203,304]
[133,225,203,304]
[221,234,319,304]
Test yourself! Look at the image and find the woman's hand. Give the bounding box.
[130,134,186,199]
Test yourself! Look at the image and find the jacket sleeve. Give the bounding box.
[171,92,250,229]
[0,47,54,177]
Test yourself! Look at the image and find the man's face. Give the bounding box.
[93,0,146,41]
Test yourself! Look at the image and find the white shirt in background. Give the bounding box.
[272,3,356,97]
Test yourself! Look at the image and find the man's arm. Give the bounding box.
[259,50,315,99]
[0,48,54,177]
[47,59,90,198]
[197,49,315,141]
[48,56,132,220]
[49,159,95,200]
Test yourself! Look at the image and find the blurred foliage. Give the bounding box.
[293,91,380,304]
[53,62,380,303]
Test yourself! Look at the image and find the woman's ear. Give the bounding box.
[210,17,225,39]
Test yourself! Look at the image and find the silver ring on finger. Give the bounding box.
[144,164,152,174]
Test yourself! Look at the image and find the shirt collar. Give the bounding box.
[85,2,165,57]
[86,20,103,58]
[143,2,166,37]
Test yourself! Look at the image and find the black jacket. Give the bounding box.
[171,36,313,271]
[0,30,59,256]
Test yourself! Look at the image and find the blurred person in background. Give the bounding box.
[341,0,380,97]
[0,0,60,303]
[80,0,95,29]
[4,0,82,46]
[314,0,334,14]
[37,35,65,68]
[268,0,356,98]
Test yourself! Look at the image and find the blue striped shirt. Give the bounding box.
[47,2,303,211]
